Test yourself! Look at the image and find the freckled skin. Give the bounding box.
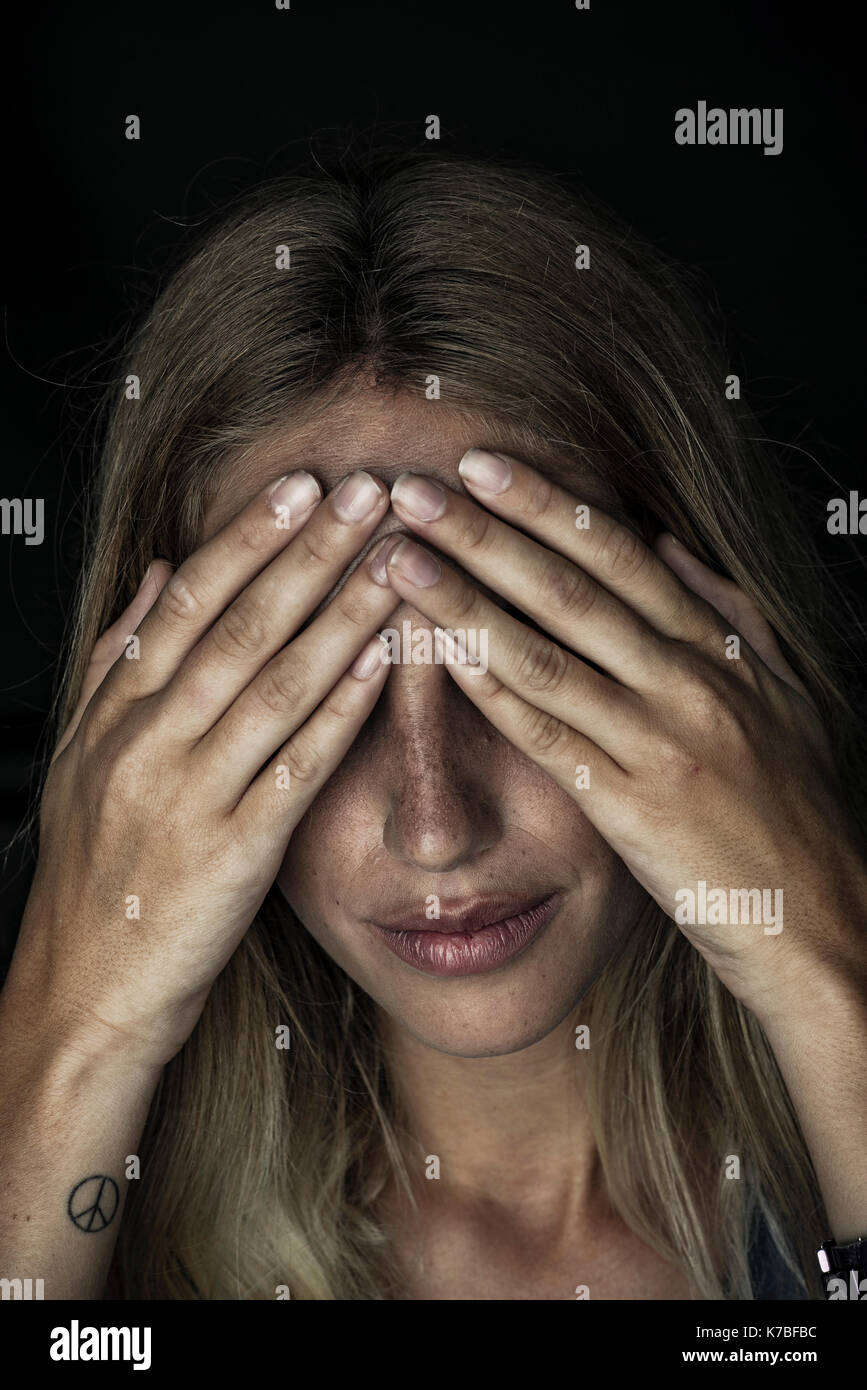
[201,385,688,1300]
[206,388,646,1058]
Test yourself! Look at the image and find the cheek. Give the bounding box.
[272,755,645,1056]
[278,734,600,902]
[276,755,636,956]
[275,772,377,933]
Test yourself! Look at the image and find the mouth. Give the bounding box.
[368,891,562,977]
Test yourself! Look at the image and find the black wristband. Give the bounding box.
[818,1237,867,1300]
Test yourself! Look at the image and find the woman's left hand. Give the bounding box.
[383,450,867,1022]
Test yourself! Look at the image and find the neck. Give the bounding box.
[379,1004,604,1229]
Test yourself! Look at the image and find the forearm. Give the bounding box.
[757,962,867,1243]
[0,985,162,1300]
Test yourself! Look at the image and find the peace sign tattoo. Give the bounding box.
[67,1174,119,1232]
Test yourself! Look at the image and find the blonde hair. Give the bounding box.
[52,150,862,1299]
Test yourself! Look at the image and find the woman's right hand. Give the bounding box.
[6,468,399,1069]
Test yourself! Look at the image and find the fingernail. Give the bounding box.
[351,635,390,679]
[332,470,384,522]
[139,563,152,587]
[388,538,441,587]
[458,448,512,493]
[391,474,447,521]
[268,470,321,517]
[368,534,404,586]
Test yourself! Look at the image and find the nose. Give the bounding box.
[379,607,503,874]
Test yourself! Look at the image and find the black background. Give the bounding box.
[0,0,861,959]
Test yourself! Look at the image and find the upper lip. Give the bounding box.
[370,892,558,935]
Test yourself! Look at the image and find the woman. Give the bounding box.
[0,150,864,1301]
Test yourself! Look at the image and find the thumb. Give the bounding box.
[52,560,173,761]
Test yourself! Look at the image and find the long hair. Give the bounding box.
[51,149,862,1299]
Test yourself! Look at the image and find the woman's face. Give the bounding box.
[205,386,646,1057]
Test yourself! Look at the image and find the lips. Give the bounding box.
[369,892,562,976]
[375,892,556,935]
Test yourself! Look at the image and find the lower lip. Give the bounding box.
[371,894,560,977]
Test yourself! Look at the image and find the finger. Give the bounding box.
[236,634,392,834]
[385,537,647,764]
[156,470,391,738]
[104,468,324,700]
[654,532,811,695]
[390,472,675,691]
[452,448,725,642]
[197,538,402,799]
[52,561,172,761]
[434,627,627,817]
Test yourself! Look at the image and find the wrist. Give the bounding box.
[746,919,867,1033]
[731,860,867,1028]
[0,975,166,1096]
[747,964,867,1048]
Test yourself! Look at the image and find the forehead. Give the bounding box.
[200,384,617,540]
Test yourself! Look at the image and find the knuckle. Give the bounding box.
[654,736,695,780]
[282,732,323,786]
[730,650,764,693]
[255,657,308,715]
[453,505,496,555]
[160,568,209,626]
[296,527,340,569]
[76,684,127,750]
[519,702,569,757]
[538,556,595,617]
[679,675,728,731]
[234,512,271,555]
[211,601,268,662]
[332,589,377,632]
[479,671,509,702]
[448,582,486,628]
[89,732,154,802]
[710,694,752,748]
[317,685,358,725]
[596,524,647,583]
[514,636,570,695]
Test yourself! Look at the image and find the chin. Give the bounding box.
[389,993,587,1059]
[279,877,635,1058]
[327,926,602,1059]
